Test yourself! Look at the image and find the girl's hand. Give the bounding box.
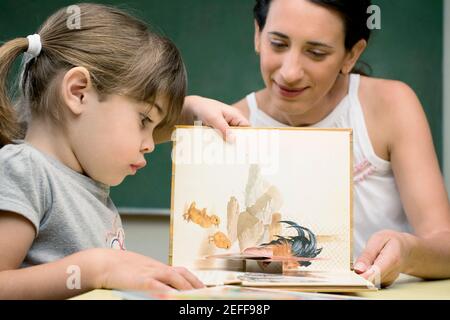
[96,249,204,292]
[353,230,414,287]
[183,95,250,142]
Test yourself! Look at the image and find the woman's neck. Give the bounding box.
[24,118,84,174]
[259,74,350,127]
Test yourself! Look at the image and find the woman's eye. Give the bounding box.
[270,41,287,49]
[308,50,327,59]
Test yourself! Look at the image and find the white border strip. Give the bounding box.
[445,0,450,193]
[118,207,170,216]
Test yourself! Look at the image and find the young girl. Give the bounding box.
[0,3,247,299]
[195,0,450,287]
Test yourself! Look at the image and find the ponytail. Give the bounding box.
[0,38,28,147]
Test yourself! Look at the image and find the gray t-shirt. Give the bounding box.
[0,142,125,267]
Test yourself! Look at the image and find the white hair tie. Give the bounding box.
[26,34,42,58]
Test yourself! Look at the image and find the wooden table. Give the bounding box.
[71,274,450,300]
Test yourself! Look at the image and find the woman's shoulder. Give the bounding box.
[359,76,421,112]
[359,75,424,130]
[358,75,427,159]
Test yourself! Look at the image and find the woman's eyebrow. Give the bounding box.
[268,31,289,39]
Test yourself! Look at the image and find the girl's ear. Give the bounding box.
[61,67,93,116]
[254,20,261,55]
[341,39,367,75]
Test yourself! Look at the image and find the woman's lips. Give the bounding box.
[275,82,309,98]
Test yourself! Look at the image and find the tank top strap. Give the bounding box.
[246,93,258,119]
[347,73,391,171]
[349,73,360,97]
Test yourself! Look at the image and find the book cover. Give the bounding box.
[169,126,375,292]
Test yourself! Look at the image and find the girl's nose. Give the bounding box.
[141,136,155,154]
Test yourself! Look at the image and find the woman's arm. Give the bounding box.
[154,95,249,144]
[0,212,203,299]
[354,81,450,286]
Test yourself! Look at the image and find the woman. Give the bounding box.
[195,0,450,287]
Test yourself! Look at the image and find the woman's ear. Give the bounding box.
[61,66,93,116]
[254,20,261,55]
[341,39,367,74]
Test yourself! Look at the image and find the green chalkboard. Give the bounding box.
[0,0,443,210]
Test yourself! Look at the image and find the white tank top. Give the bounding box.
[246,73,412,258]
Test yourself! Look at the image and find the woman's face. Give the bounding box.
[255,0,356,116]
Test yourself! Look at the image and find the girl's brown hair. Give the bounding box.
[0,3,186,147]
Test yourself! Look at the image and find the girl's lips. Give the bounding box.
[130,162,146,173]
[275,82,309,98]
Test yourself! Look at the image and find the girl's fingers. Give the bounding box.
[144,278,177,293]
[154,267,195,291]
[173,266,205,289]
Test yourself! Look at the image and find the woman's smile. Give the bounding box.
[274,80,310,99]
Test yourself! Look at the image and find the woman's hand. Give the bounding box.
[183,95,250,141]
[353,230,415,287]
[97,249,204,292]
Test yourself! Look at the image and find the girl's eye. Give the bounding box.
[140,114,153,128]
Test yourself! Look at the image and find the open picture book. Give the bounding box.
[169,126,376,292]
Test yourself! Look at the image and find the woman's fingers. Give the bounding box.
[355,231,404,287]
[205,107,249,142]
[354,232,390,274]
[223,108,250,127]
[368,239,402,285]
[210,116,233,142]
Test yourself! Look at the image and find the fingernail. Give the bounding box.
[226,131,236,144]
[354,262,367,272]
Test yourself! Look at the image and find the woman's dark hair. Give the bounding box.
[253,0,373,74]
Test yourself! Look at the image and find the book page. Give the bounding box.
[190,269,374,290]
[170,127,352,273]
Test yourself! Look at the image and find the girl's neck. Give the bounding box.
[260,73,350,127]
[24,118,84,174]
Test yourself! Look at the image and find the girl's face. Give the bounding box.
[69,93,165,186]
[255,0,356,117]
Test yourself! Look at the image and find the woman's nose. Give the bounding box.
[279,51,305,84]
